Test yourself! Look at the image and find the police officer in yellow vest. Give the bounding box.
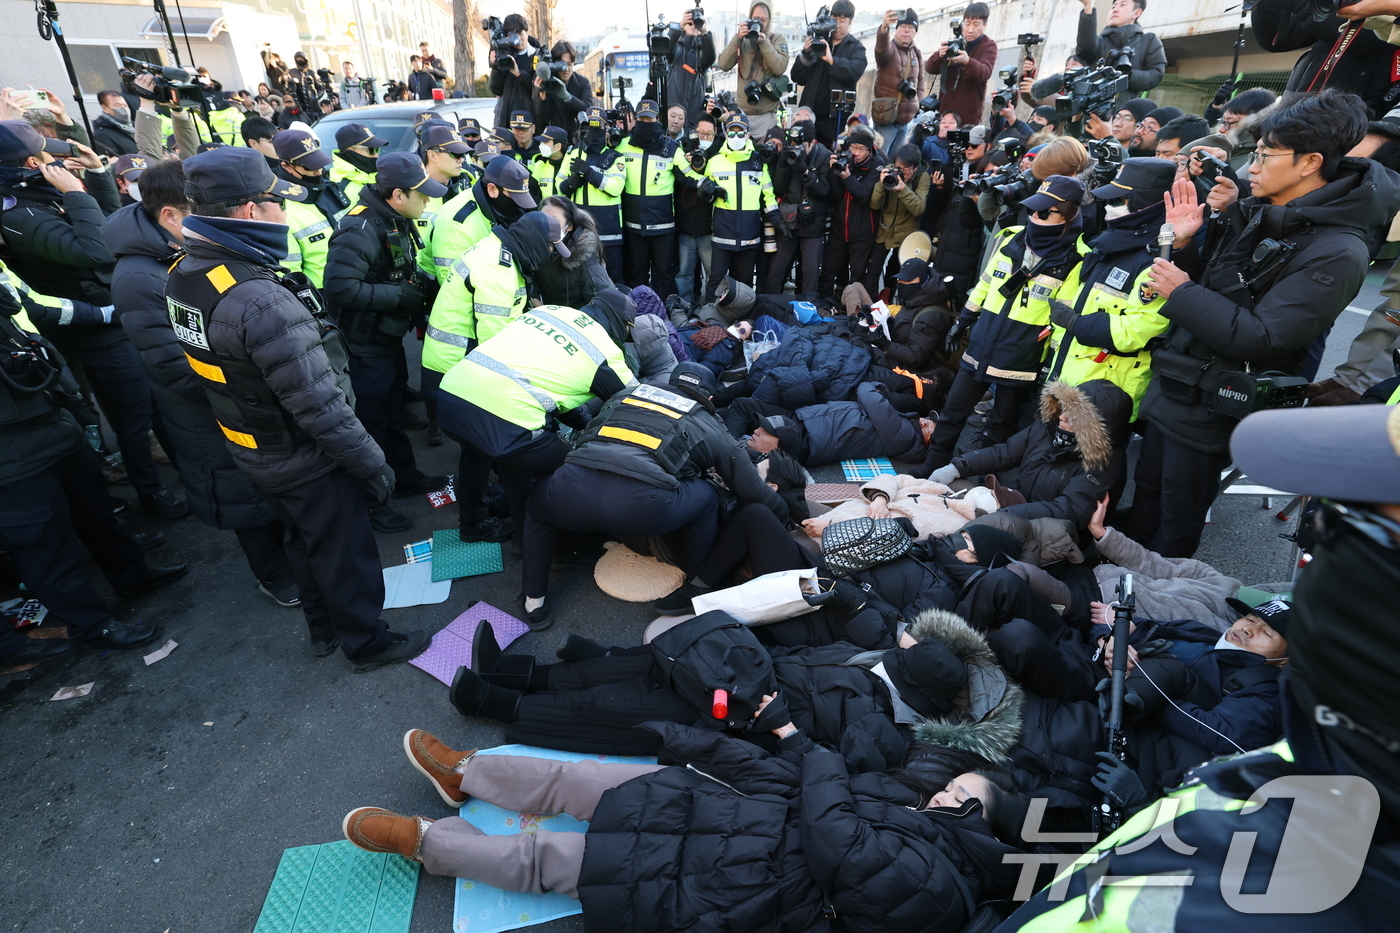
[528,126,571,199]
[1046,159,1175,419]
[617,99,703,298]
[700,112,781,303]
[437,291,635,549]
[166,147,428,671]
[331,122,387,212]
[413,123,473,248]
[922,175,1088,474]
[206,95,245,146]
[559,106,627,283]
[272,129,351,287]
[417,155,535,286]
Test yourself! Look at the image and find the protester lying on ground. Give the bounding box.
[742,323,873,408]
[729,381,935,466]
[801,473,997,540]
[926,380,1132,527]
[676,319,752,374]
[348,722,1033,933]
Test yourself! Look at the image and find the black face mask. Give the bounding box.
[631,121,663,149]
[338,149,379,174]
[585,127,607,152]
[1048,425,1079,458]
[491,192,524,225]
[896,281,922,302]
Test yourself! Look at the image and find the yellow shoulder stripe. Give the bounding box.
[598,425,663,449]
[621,397,684,419]
[217,421,258,448]
[347,205,367,215]
[184,353,226,383]
[205,265,237,294]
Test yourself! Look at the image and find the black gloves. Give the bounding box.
[943,311,977,354]
[1048,298,1079,333]
[1092,751,1148,810]
[712,184,729,202]
[1211,78,1236,107]
[697,177,718,202]
[558,174,583,197]
[365,464,396,504]
[765,210,790,239]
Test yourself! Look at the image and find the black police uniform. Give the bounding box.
[0,301,171,662]
[322,185,435,492]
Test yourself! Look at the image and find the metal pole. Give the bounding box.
[35,0,95,142]
[152,0,183,67]
[170,0,198,70]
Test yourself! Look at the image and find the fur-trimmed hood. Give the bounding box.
[1223,97,1280,150]
[561,224,602,270]
[906,609,1025,762]
[1038,379,1132,472]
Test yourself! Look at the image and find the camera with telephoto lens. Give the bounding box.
[754,140,779,164]
[945,19,966,57]
[881,164,904,188]
[742,17,764,37]
[744,75,790,106]
[1054,62,1129,137]
[910,112,939,142]
[897,78,917,101]
[782,144,804,166]
[119,57,210,109]
[804,5,838,60]
[992,67,1018,110]
[688,7,705,29]
[832,146,852,173]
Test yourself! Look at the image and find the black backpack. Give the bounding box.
[650,610,786,731]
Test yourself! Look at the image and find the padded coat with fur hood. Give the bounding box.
[954,379,1132,527]
[534,225,613,309]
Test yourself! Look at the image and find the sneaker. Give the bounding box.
[351,629,429,673]
[653,581,708,615]
[258,580,301,608]
[309,628,341,658]
[112,563,188,600]
[403,729,476,806]
[426,418,445,447]
[369,503,412,533]
[459,517,512,543]
[517,595,552,632]
[391,473,450,499]
[342,808,430,861]
[139,488,190,520]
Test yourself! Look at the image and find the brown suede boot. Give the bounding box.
[403,729,476,806]
[342,808,431,861]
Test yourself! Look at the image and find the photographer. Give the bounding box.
[819,125,884,297]
[765,119,830,297]
[340,62,373,109]
[925,124,990,297]
[716,2,791,138]
[870,143,931,292]
[668,9,716,131]
[407,56,440,101]
[1075,0,1166,98]
[1131,90,1400,557]
[873,9,926,152]
[923,3,998,127]
[1252,0,1395,118]
[791,0,868,147]
[1020,53,1087,107]
[677,114,721,306]
[488,14,542,129]
[533,42,593,140]
[700,114,779,303]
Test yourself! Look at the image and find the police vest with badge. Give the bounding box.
[559,109,626,246]
[417,155,534,285]
[330,122,388,215]
[272,129,349,288]
[958,176,1087,386]
[616,100,702,235]
[528,126,572,200]
[702,115,780,250]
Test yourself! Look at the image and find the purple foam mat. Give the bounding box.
[409,601,530,685]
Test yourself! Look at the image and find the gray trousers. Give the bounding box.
[1334,303,1400,392]
[418,754,664,898]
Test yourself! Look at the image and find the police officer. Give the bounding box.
[702,112,781,303]
[417,155,535,290]
[521,362,790,628]
[0,119,188,519]
[924,174,1088,473]
[272,129,351,288]
[559,106,627,283]
[617,99,701,298]
[528,126,571,199]
[1047,158,1176,417]
[324,151,450,534]
[437,291,635,552]
[457,118,486,183]
[167,147,427,671]
[506,111,541,164]
[421,123,472,205]
[0,292,185,668]
[331,122,387,210]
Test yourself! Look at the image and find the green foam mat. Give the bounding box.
[430,532,504,581]
[253,840,419,933]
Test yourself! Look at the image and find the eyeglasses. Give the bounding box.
[1251,150,1296,164]
[438,150,467,159]
[1219,117,1241,129]
[1316,499,1400,550]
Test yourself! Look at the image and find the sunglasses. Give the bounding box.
[726,129,748,137]
[1316,499,1400,551]
[1031,208,1061,220]
[438,149,467,159]
[250,196,284,206]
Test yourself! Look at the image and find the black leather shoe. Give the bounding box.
[459,517,512,543]
[391,474,450,498]
[132,531,166,550]
[139,488,190,520]
[3,637,78,666]
[517,595,553,632]
[112,563,188,600]
[426,418,445,447]
[77,619,161,650]
[309,629,341,658]
[351,629,429,672]
[369,504,412,533]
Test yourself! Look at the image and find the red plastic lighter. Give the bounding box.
[712,688,729,720]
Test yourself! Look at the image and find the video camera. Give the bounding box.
[804,5,838,61]
[945,19,965,57]
[910,111,940,142]
[383,78,408,100]
[483,16,522,68]
[944,128,970,177]
[648,15,682,56]
[992,67,1018,111]
[1087,136,1126,186]
[119,57,209,109]
[1054,62,1129,137]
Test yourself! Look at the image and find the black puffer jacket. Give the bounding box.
[666,33,716,127]
[954,379,1133,526]
[170,220,384,493]
[112,205,277,530]
[92,113,138,159]
[791,33,869,119]
[748,327,871,408]
[323,187,426,357]
[795,381,927,465]
[532,71,593,139]
[578,723,1023,933]
[769,643,907,773]
[534,226,612,308]
[1075,13,1167,97]
[930,191,987,307]
[828,151,884,243]
[876,275,955,373]
[1252,0,1395,118]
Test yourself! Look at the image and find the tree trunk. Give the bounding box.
[453,0,478,96]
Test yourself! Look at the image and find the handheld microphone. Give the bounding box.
[1157,222,1175,261]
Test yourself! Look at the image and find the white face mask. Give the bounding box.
[127,181,141,202]
[726,136,748,151]
[1215,632,1248,652]
[1103,202,1130,220]
[538,143,554,159]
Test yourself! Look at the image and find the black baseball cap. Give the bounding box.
[1020,174,1086,212]
[458,117,482,137]
[897,258,929,282]
[538,125,569,148]
[1090,156,1176,201]
[1224,595,1293,636]
[481,155,536,208]
[376,151,448,198]
[636,99,660,120]
[112,154,151,182]
[334,122,388,150]
[422,123,470,154]
[757,413,801,450]
[0,120,72,162]
[584,106,606,128]
[273,129,332,170]
[1231,404,1400,506]
[513,209,571,258]
[509,110,535,129]
[184,146,308,202]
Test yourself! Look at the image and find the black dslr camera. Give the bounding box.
[119,57,210,109]
[804,5,838,60]
[741,17,764,37]
[688,7,706,29]
[897,79,918,100]
[945,19,966,57]
[880,164,903,189]
[992,67,1018,110]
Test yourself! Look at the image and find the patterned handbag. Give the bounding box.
[821,517,915,577]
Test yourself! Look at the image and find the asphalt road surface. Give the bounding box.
[0,271,1382,932]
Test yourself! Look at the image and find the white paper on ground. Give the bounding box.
[143,639,178,666]
[50,682,94,701]
[382,560,452,609]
